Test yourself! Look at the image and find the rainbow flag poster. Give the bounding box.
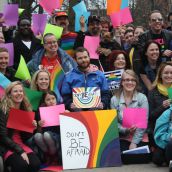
[50,63,65,103]
[104,69,123,90]
[60,110,121,169]
[73,87,101,108]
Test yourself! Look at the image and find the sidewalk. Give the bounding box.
[64,163,168,172]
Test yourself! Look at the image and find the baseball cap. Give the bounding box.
[88,15,100,25]
[55,11,68,18]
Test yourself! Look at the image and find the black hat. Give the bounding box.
[88,15,100,25]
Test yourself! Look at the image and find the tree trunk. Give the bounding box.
[68,0,81,31]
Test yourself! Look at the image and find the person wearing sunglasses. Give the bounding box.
[138,10,172,62]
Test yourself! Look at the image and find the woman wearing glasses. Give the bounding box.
[148,62,172,166]
[110,69,149,164]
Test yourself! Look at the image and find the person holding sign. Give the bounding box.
[148,62,172,166]
[0,81,40,172]
[34,91,63,165]
[0,47,16,81]
[13,17,42,69]
[61,47,109,111]
[110,70,149,164]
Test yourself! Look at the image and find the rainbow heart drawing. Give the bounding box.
[72,87,101,108]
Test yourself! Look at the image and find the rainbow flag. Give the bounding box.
[104,69,123,90]
[50,63,65,103]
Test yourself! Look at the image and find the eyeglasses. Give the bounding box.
[151,18,163,22]
[44,41,58,45]
[122,79,136,83]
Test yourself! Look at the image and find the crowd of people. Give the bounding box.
[0,7,172,172]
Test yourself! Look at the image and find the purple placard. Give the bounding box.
[0,43,14,66]
[32,14,47,35]
[3,4,19,26]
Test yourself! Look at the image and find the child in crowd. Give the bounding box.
[34,91,62,165]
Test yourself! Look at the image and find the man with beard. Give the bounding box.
[54,11,77,58]
[61,47,109,111]
[74,15,102,49]
[13,17,42,69]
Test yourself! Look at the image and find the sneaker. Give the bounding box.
[169,160,172,172]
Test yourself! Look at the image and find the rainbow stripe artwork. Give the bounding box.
[50,63,65,103]
[104,69,123,90]
[60,110,121,170]
[73,87,101,108]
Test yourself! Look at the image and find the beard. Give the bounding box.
[78,61,90,70]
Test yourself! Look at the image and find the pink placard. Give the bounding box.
[84,36,100,59]
[39,0,60,14]
[39,104,65,127]
[7,108,35,133]
[110,7,133,27]
[122,108,147,129]
[0,86,5,99]
[41,165,63,171]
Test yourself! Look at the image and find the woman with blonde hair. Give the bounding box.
[30,69,50,91]
[110,69,149,164]
[148,61,172,166]
[0,81,40,172]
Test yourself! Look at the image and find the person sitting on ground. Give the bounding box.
[61,47,110,111]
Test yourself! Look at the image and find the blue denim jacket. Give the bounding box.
[110,92,149,144]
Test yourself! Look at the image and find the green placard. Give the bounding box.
[24,87,43,111]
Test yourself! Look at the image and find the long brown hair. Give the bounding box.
[153,62,172,88]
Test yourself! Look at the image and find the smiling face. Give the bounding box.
[43,35,58,54]
[10,84,24,106]
[36,71,50,91]
[114,53,126,70]
[122,72,137,92]
[0,51,9,71]
[75,51,90,71]
[44,93,57,106]
[146,43,160,62]
[88,21,102,36]
[149,12,163,34]
[161,65,172,86]
[55,16,69,30]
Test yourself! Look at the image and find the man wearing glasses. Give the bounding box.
[138,10,172,62]
[27,33,76,75]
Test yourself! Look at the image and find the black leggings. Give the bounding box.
[152,140,172,166]
[5,152,40,172]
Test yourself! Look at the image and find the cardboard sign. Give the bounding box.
[73,87,101,108]
[60,110,121,169]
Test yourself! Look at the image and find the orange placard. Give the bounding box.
[107,0,122,15]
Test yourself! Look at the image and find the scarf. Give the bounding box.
[157,83,172,96]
